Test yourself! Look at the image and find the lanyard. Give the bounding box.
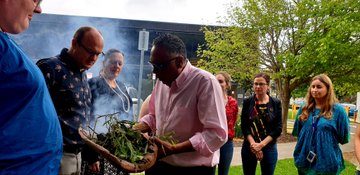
[310,115,320,151]
[102,76,130,113]
[312,115,320,133]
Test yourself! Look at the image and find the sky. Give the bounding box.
[42,0,235,25]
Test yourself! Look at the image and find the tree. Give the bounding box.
[197,26,261,92]
[198,0,360,134]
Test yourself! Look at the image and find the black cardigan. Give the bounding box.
[240,95,282,144]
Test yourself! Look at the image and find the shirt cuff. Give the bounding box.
[189,132,213,157]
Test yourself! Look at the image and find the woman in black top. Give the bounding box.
[240,73,282,175]
[83,49,132,175]
[89,49,133,125]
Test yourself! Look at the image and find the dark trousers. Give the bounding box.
[241,142,278,175]
[218,140,234,175]
[145,161,215,175]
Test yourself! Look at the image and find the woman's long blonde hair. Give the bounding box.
[299,74,338,121]
[216,71,232,90]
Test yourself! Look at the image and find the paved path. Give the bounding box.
[231,141,354,166]
[231,142,297,166]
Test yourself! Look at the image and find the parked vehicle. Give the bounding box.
[340,103,357,118]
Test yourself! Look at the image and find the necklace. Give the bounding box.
[102,76,130,113]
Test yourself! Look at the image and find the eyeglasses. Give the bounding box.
[149,57,178,72]
[108,60,123,66]
[253,82,267,87]
[78,42,104,59]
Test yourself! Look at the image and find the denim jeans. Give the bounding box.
[218,140,234,175]
[241,142,278,175]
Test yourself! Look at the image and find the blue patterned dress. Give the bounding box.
[292,103,350,174]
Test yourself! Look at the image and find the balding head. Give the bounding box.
[69,26,104,70]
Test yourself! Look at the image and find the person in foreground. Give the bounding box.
[133,33,228,175]
[240,73,282,175]
[0,0,63,174]
[215,71,238,175]
[85,48,133,175]
[37,26,104,175]
[292,74,349,175]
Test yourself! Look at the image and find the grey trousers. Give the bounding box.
[59,152,82,175]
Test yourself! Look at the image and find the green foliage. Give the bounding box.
[197,26,260,87]
[235,119,243,138]
[158,131,178,145]
[229,0,360,93]
[93,114,149,163]
[200,0,360,133]
[291,84,308,98]
[225,159,356,175]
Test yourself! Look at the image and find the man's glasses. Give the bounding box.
[253,82,267,87]
[34,0,42,9]
[78,42,104,58]
[149,57,178,72]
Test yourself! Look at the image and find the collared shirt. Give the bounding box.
[0,32,62,174]
[140,62,228,167]
[37,48,91,148]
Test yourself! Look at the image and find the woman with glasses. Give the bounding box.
[292,74,349,174]
[240,73,282,175]
[83,48,133,175]
[215,71,238,175]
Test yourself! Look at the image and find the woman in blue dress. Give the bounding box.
[292,74,350,175]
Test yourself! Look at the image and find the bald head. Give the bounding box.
[69,26,104,70]
[73,26,102,45]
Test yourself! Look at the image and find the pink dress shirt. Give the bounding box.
[140,62,228,167]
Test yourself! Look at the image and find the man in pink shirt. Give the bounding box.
[134,33,228,175]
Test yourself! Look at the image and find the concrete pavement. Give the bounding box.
[231,140,354,166]
[231,142,297,166]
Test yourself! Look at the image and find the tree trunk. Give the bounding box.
[275,77,291,135]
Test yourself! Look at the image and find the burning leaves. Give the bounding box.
[89,113,152,164]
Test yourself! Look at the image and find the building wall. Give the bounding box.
[12,14,207,99]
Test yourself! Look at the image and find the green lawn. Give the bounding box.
[223,159,356,175]
[132,159,356,175]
